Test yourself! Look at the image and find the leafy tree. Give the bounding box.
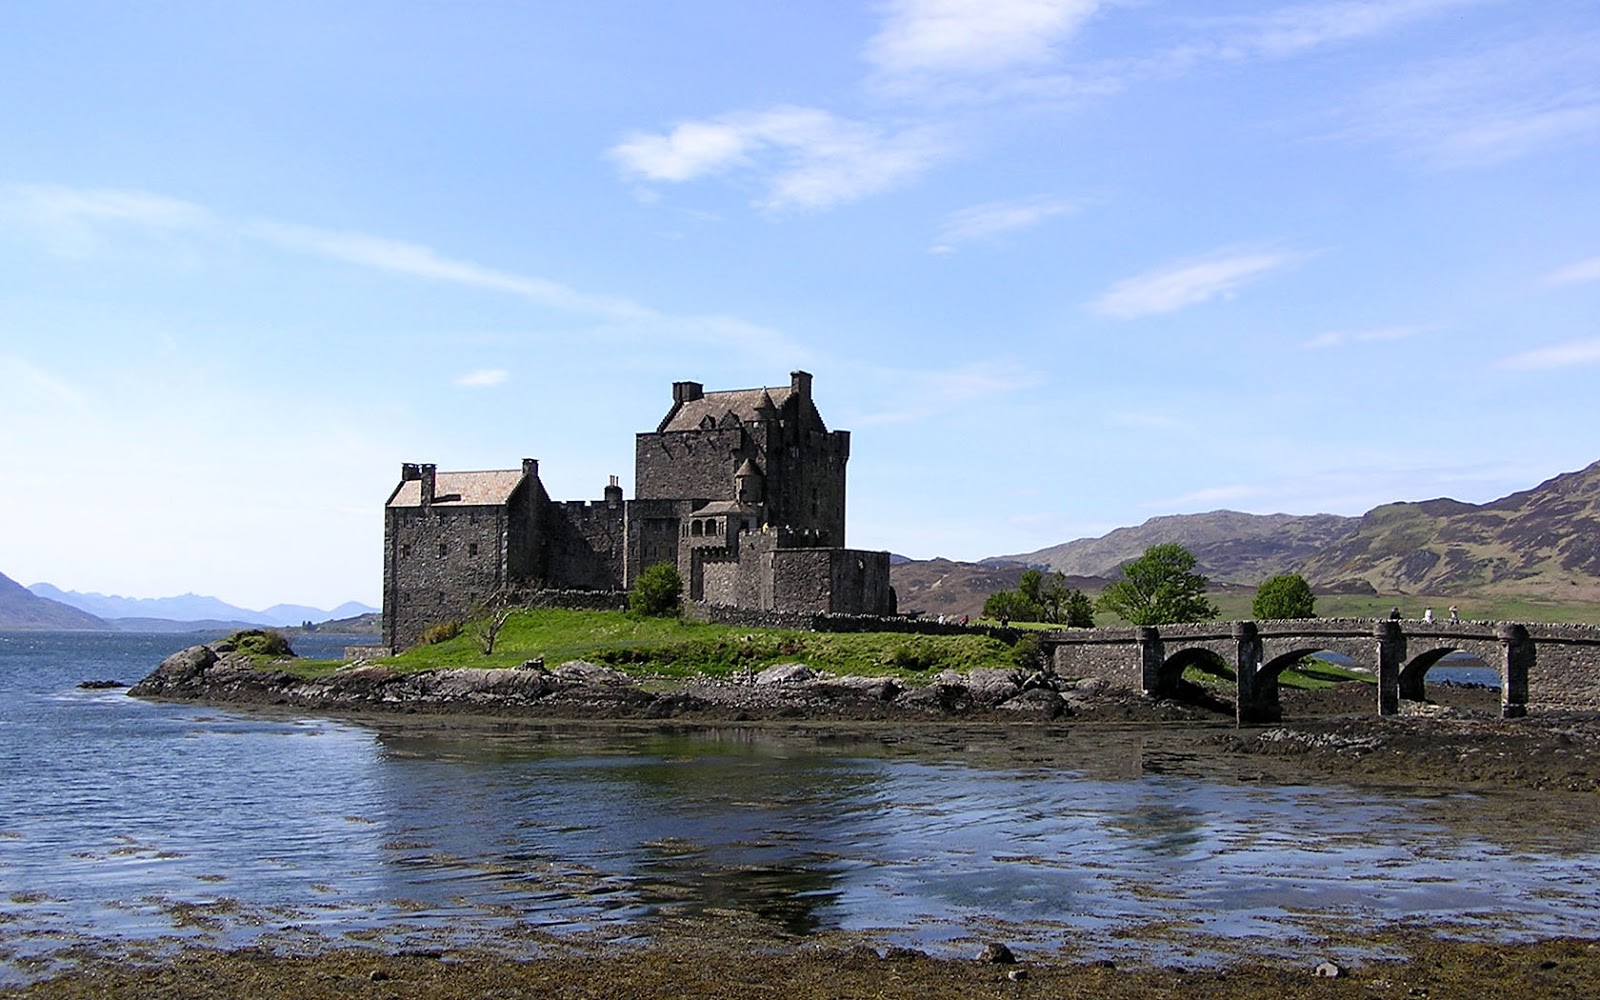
[982,588,1039,625]
[1096,543,1219,626]
[630,562,684,616]
[1064,588,1096,628]
[1252,573,1316,620]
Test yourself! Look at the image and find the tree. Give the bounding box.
[981,589,1038,625]
[469,590,525,655]
[1096,543,1219,626]
[1064,588,1096,628]
[1252,573,1316,620]
[630,562,683,616]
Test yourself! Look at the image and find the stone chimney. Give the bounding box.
[790,370,812,405]
[522,458,540,480]
[419,464,437,506]
[605,474,623,508]
[673,381,704,404]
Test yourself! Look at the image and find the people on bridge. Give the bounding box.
[1423,608,1434,623]
[1389,606,1401,620]
[1449,606,1460,622]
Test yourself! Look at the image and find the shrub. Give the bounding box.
[630,562,683,617]
[886,642,939,671]
[420,621,462,646]
[229,628,293,657]
[1011,632,1047,672]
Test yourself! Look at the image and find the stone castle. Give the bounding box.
[382,371,894,650]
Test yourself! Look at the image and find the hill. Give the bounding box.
[967,460,1600,608]
[0,571,107,629]
[1298,461,1600,600]
[889,559,1106,621]
[992,511,1357,585]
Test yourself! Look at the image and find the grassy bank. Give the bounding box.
[293,609,1019,682]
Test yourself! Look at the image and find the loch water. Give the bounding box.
[2,630,1599,981]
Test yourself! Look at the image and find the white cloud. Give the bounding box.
[1093,249,1299,319]
[931,195,1077,252]
[1543,256,1600,287]
[0,184,214,256]
[1217,0,1494,60]
[610,107,946,212]
[1303,324,1429,350]
[848,360,1045,425]
[453,369,509,388]
[1498,338,1600,372]
[1342,31,1600,167]
[244,221,652,322]
[865,0,1100,80]
[0,356,92,412]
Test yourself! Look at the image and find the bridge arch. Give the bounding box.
[1156,647,1234,697]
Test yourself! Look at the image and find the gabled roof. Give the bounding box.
[659,387,795,433]
[387,470,525,508]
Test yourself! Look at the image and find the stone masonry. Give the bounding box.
[383,372,894,650]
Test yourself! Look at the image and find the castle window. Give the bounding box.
[468,543,480,557]
[691,520,703,536]
[400,544,412,558]
[438,543,448,557]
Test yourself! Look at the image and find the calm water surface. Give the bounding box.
[2,630,1597,980]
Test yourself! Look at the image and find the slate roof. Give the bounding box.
[388,469,525,508]
[659,387,791,433]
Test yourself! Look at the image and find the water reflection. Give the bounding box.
[6,634,1600,980]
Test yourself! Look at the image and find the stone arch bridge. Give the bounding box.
[1041,619,1600,724]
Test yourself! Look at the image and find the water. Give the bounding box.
[3,631,1598,980]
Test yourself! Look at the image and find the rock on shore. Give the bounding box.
[128,641,1171,722]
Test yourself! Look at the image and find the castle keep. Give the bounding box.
[383,372,894,649]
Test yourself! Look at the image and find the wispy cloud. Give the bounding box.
[1303,324,1429,350]
[1093,248,1301,319]
[865,0,1100,82]
[1543,256,1600,287]
[1210,0,1494,60]
[453,369,509,388]
[930,195,1077,252]
[1498,338,1600,372]
[1145,484,1260,509]
[1,184,805,361]
[245,222,651,321]
[0,355,92,412]
[1340,30,1600,167]
[610,106,946,211]
[848,360,1045,425]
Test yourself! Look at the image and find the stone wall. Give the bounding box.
[384,503,513,650]
[546,500,626,590]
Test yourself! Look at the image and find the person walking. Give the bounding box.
[1423,608,1434,623]
[1449,606,1459,622]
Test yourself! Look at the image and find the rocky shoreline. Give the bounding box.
[130,640,1205,724]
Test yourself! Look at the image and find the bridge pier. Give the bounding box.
[1234,621,1279,725]
[1499,624,1532,719]
[1376,620,1405,716]
[1138,627,1166,697]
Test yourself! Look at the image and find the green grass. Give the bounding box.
[280,608,1020,682]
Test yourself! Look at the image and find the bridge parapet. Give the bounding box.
[1039,618,1600,722]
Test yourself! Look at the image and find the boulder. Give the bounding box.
[1000,688,1067,720]
[553,661,633,685]
[755,663,815,685]
[965,668,1022,704]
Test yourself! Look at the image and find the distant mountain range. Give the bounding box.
[25,584,376,628]
[893,460,1600,618]
[0,576,378,631]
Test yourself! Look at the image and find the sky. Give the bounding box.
[1,1,1597,611]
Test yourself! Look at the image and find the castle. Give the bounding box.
[382,371,895,650]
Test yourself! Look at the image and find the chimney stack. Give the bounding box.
[522,458,540,479]
[790,370,812,403]
[419,463,437,506]
[673,381,704,404]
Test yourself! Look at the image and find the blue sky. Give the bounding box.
[2,0,1597,610]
